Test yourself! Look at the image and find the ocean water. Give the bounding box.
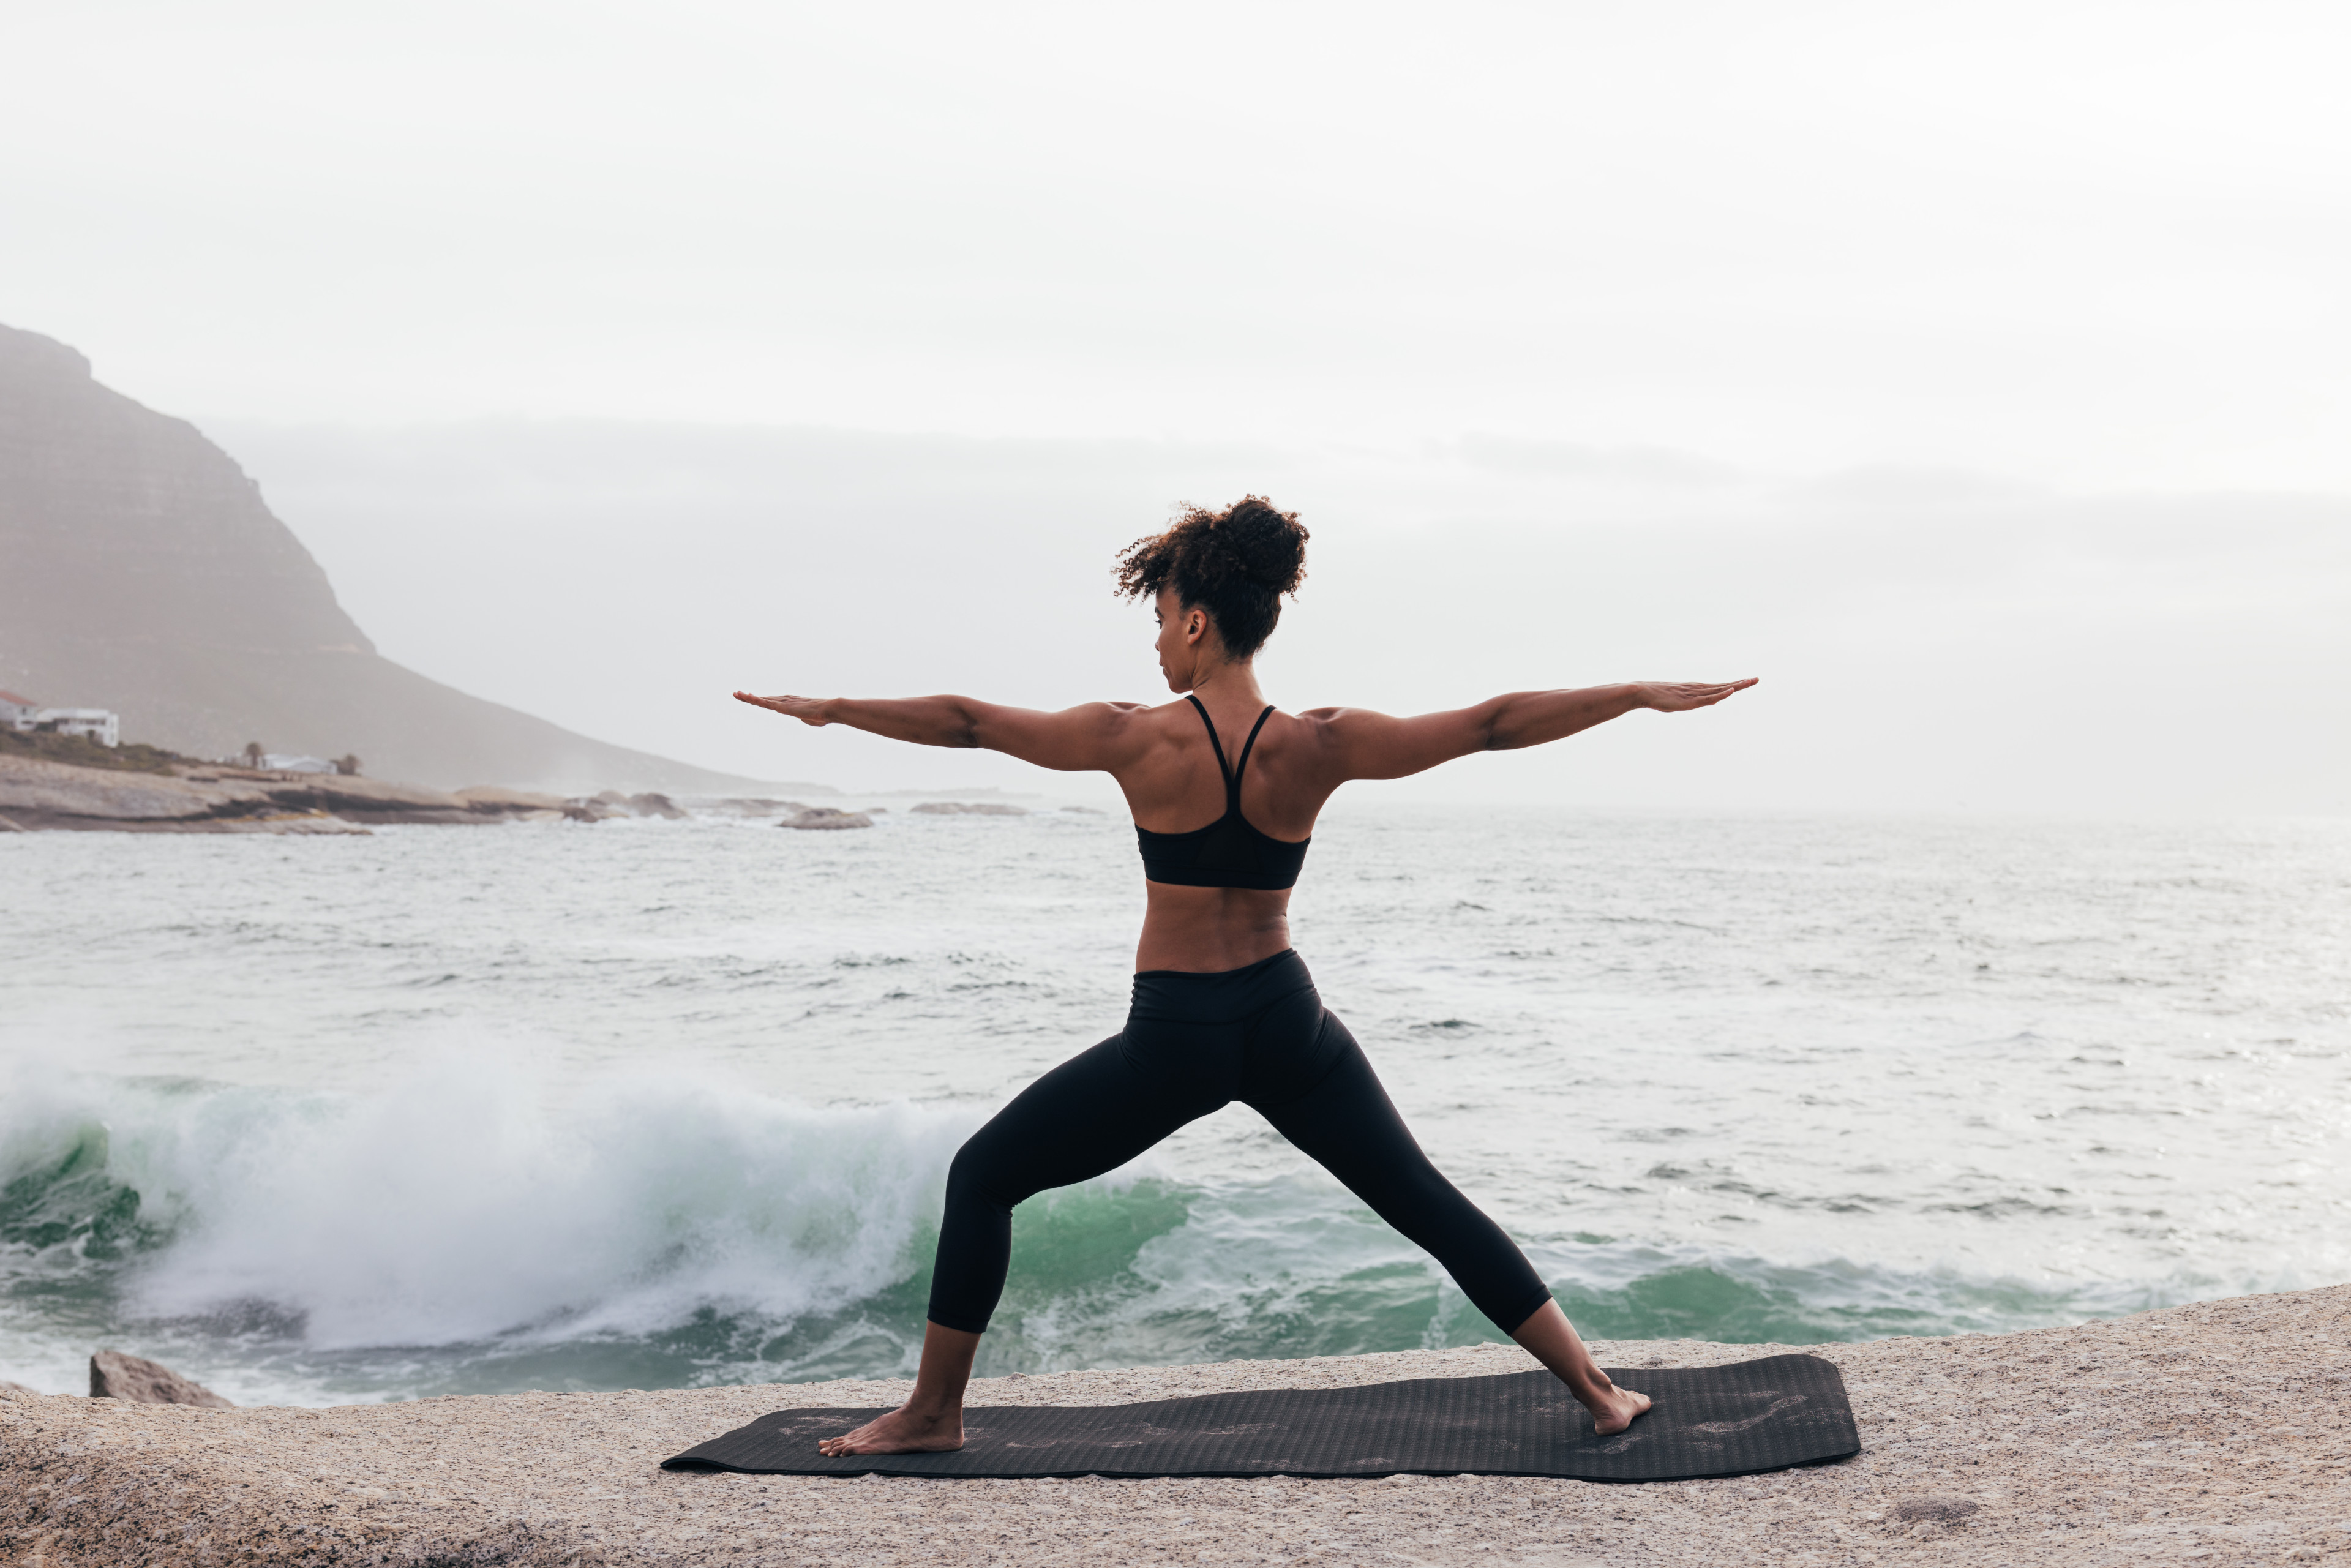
[1,805,2345,1406]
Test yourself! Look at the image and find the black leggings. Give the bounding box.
[926,948,1552,1337]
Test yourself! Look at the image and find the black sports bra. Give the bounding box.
[1134,696,1311,891]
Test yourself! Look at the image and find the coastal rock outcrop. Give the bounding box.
[911,801,1029,816]
[88,1351,232,1408]
[558,791,691,823]
[784,808,873,830]
[0,752,230,822]
[0,751,607,831]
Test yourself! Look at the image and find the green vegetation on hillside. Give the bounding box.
[0,729,190,775]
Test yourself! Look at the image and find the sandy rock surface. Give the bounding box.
[5,1285,2347,1566]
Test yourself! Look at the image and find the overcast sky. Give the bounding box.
[6,1,2348,809]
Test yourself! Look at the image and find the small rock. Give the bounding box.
[911,801,1028,816]
[1891,1495,1979,1526]
[89,1351,233,1407]
[1060,805,1104,814]
[1,1379,40,1398]
[783,808,874,830]
[625,792,687,819]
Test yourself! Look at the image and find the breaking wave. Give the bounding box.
[0,1051,2249,1406]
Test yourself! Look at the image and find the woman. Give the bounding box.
[735,496,1754,1455]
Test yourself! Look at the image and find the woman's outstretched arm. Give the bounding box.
[1305,679,1757,783]
[730,691,1151,774]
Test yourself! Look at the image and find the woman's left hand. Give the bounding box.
[732,691,831,726]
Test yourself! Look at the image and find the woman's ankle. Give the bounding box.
[1559,1367,1617,1402]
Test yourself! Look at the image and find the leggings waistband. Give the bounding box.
[1130,948,1313,1021]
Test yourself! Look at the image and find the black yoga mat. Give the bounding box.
[661,1354,1859,1482]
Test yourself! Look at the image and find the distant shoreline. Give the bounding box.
[0,749,1095,833]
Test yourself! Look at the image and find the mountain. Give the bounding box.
[0,324,781,793]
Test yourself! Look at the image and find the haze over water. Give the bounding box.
[3,803,2344,1406]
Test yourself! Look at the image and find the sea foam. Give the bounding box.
[4,1049,975,1350]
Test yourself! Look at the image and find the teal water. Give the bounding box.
[2,806,2345,1403]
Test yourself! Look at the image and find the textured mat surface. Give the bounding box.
[661,1354,1859,1481]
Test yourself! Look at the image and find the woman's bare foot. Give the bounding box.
[817,1320,983,1456]
[1509,1299,1655,1437]
[817,1400,964,1456]
[1581,1378,1652,1436]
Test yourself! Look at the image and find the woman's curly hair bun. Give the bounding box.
[1112,496,1308,661]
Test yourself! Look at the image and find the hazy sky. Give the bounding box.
[9,1,2351,488]
[6,1,2348,809]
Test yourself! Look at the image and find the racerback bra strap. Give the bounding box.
[1183,694,1234,799]
[1183,696,1276,811]
[1232,706,1275,792]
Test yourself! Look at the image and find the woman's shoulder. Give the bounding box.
[1284,703,1388,736]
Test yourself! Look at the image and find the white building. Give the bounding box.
[40,709,120,746]
[259,754,337,773]
[0,690,120,746]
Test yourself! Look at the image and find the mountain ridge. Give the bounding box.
[0,323,795,793]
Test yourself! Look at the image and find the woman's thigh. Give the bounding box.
[1249,1013,1549,1330]
[954,1027,1227,1206]
[1246,1012,1433,1193]
[1248,1013,1496,1241]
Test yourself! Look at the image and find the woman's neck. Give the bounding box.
[1188,661,1264,707]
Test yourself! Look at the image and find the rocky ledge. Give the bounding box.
[0,754,566,832]
[4,1285,2346,1566]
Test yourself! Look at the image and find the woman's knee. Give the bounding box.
[943,1136,1024,1215]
